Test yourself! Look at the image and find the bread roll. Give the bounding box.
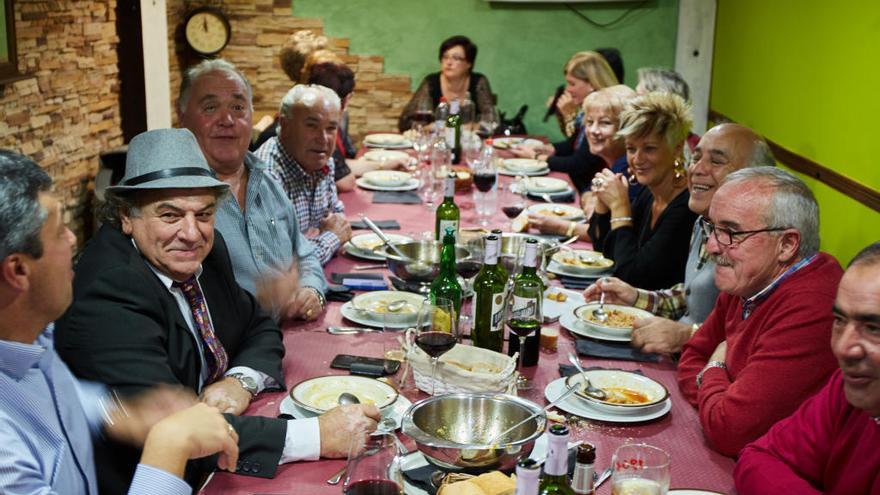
[439,479,485,495]
[471,471,516,495]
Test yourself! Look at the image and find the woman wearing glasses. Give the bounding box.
[587,92,698,290]
[398,35,495,132]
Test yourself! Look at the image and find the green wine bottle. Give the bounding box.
[446,99,462,164]
[435,173,460,240]
[471,235,507,352]
[507,238,543,366]
[538,424,576,495]
[430,226,463,323]
[490,229,509,282]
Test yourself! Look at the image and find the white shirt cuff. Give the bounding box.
[279,417,321,463]
[226,366,277,394]
[129,464,191,495]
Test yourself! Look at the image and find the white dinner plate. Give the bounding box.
[521,176,569,194]
[526,203,584,221]
[344,233,413,261]
[543,287,585,321]
[364,133,412,149]
[362,149,412,162]
[498,166,550,177]
[551,249,614,276]
[340,302,413,329]
[350,291,425,325]
[290,375,399,414]
[280,391,412,428]
[560,311,631,343]
[362,170,414,187]
[492,137,544,149]
[355,177,420,191]
[547,260,609,280]
[544,377,671,423]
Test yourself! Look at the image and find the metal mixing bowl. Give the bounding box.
[401,392,546,471]
[380,240,471,283]
[463,233,559,273]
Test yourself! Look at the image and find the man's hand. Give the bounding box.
[283,287,323,321]
[106,385,197,447]
[631,317,693,354]
[200,376,253,415]
[320,213,352,245]
[709,340,728,363]
[583,276,637,306]
[255,264,300,318]
[318,404,381,458]
[140,403,240,477]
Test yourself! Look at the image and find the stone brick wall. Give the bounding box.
[0,0,122,243]
[166,0,412,142]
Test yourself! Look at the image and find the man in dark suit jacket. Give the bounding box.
[56,128,379,493]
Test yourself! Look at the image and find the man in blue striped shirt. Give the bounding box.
[0,149,239,494]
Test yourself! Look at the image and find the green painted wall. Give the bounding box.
[291,0,679,140]
[712,0,880,264]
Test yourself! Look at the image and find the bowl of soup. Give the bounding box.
[565,369,668,414]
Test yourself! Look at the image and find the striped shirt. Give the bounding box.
[255,137,345,265]
[0,324,190,494]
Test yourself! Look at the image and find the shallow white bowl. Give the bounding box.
[573,303,653,337]
[565,369,668,414]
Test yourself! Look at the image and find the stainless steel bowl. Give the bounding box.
[380,240,471,283]
[401,392,546,471]
[464,233,559,273]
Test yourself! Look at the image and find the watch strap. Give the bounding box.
[228,372,258,397]
[696,360,727,388]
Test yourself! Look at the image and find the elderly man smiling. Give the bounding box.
[735,242,880,494]
[255,84,352,265]
[178,59,326,322]
[55,129,379,493]
[676,166,842,456]
[585,124,776,353]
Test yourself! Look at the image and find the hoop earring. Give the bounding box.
[626,167,639,186]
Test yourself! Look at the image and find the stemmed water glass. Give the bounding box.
[505,283,542,390]
[478,107,500,138]
[342,433,404,495]
[472,151,497,226]
[414,297,458,395]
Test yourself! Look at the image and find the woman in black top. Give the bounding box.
[588,92,698,290]
[398,35,495,132]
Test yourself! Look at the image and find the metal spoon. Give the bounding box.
[386,300,407,313]
[567,352,608,400]
[338,392,360,406]
[594,467,612,490]
[360,215,413,262]
[487,382,581,445]
[592,286,608,323]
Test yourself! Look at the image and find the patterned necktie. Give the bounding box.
[173,276,228,384]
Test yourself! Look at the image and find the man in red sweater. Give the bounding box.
[734,242,880,494]
[677,167,842,456]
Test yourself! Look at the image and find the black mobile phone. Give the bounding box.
[330,354,401,377]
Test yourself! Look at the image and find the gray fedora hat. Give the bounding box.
[107,128,229,193]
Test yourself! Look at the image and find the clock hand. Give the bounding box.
[203,17,208,32]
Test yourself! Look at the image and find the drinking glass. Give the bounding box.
[501,176,527,228]
[472,152,497,226]
[415,297,458,395]
[611,443,671,495]
[505,282,542,390]
[342,433,404,495]
[478,107,500,138]
[418,166,440,209]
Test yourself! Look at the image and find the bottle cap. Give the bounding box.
[576,443,596,464]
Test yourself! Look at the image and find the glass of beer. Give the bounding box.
[611,443,670,495]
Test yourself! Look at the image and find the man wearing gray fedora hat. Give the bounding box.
[55,128,380,493]
[177,59,327,322]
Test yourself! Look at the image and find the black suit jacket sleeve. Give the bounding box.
[56,226,287,491]
[547,140,605,193]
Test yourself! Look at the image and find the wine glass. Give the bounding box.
[501,176,527,228]
[342,433,404,495]
[472,151,497,226]
[611,443,671,495]
[478,107,500,138]
[415,297,458,395]
[418,166,440,210]
[505,282,542,390]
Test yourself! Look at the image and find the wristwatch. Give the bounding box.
[228,373,258,397]
[696,360,727,388]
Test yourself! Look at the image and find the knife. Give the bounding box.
[327,326,383,334]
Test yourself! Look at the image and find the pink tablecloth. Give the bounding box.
[200,171,735,494]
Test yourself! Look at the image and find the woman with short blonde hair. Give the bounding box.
[587,92,699,290]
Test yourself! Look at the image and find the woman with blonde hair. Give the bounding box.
[587,92,698,290]
[511,51,618,192]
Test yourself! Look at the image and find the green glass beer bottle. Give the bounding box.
[471,235,507,351]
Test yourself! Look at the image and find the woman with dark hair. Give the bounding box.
[398,35,495,132]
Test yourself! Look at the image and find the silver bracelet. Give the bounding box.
[305,286,325,308]
[610,216,633,224]
[696,360,727,388]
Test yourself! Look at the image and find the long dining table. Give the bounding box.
[200,157,736,494]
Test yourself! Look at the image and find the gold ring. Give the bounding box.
[306,309,314,318]
[227,423,235,435]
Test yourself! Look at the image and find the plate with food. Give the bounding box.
[290,375,399,414]
[355,176,420,192]
[551,249,614,276]
[543,288,585,321]
[364,133,412,149]
[361,170,413,188]
[362,149,411,163]
[500,158,549,174]
[559,311,630,343]
[344,233,413,260]
[525,203,584,221]
[574,303,653,338]
[565,369,669,414]
[521,176,569,194]
[544,377,671,423]
[350,290,425,324]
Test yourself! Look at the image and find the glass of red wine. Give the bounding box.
[342,433,404,495]
[415,297,458,395]
[505,283,542,390]
[502,176,528,228]
[472,151,497,226]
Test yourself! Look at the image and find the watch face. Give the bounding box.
[185,9,230,55]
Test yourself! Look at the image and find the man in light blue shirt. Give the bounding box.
[0,149,239,494]
[178,59,328,322]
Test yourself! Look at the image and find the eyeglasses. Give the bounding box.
[700,217,788,247]
[441,54,466,63]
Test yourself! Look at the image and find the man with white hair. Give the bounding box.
[255,84,351,265]
[676,166,842,457]
[178,59,327,321]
